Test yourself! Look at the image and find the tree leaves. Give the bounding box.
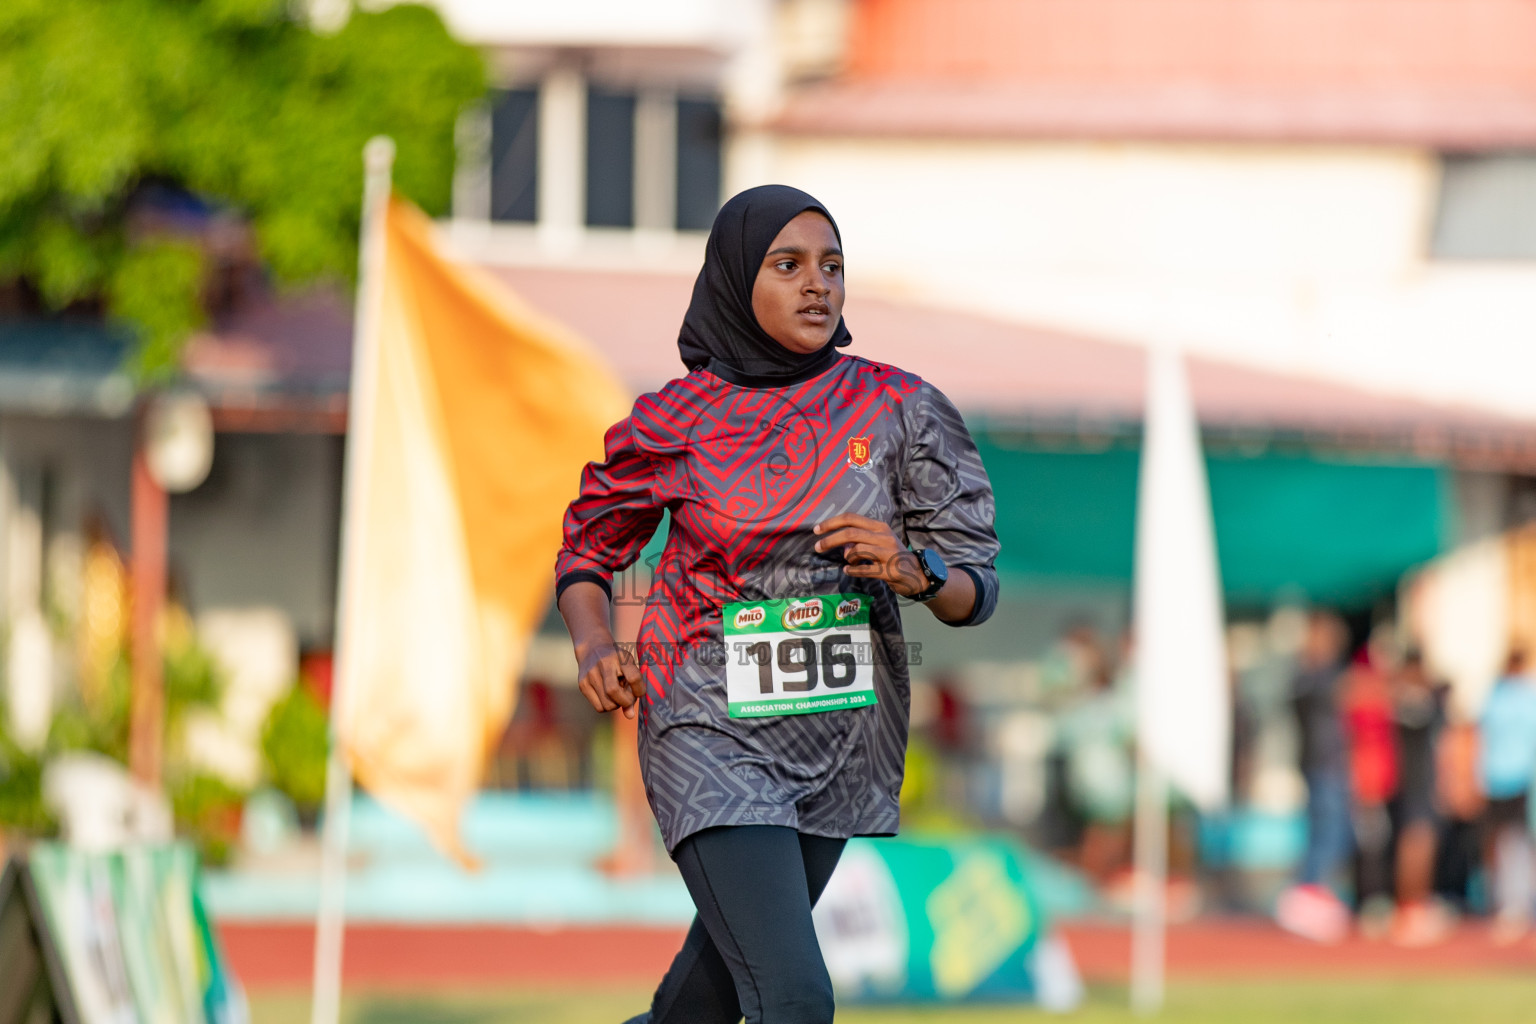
[0,1,485,383]
[32,214,113,307]
[110,239,206,383]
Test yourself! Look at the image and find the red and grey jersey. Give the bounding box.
[555,355,1000,852]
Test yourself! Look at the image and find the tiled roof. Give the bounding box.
[0,320,134,415]
[845,0,1536,90]
[772,0,1536,145]
[0,291,352,428]
[486,263,1536,468]
[771,81,1536,147]
[21,262,1535,468]
[180,288,352,431]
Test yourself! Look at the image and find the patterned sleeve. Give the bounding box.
[554,416,665,601]
[897,380,1002,627]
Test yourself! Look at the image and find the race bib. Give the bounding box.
[723,594,877,719]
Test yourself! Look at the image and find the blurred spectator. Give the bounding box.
[1477,650,1536,944]
[492,679,597,790]
[1056,644,1134,889]
[1342,640,1399,935]
[1207,648,1261,915]
[1038,620,1110,709]
[1228,660,1260,810]
[1275,611,1352,943]
[930,672,972,756]
[1432,718,1486,914]
[927,672,979,822]
[1388,650,1451,946]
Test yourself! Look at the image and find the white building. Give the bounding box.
[433,0,1536,418]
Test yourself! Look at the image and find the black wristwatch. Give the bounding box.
[910,548,948,602]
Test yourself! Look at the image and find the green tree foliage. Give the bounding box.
[260,682,329,812]
[0,0,484,380]
[0,725,54,836]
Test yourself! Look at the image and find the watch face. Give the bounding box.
[920,548,948,583]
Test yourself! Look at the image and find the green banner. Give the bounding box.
[812,836,1082,1008]
[24,843,247,1024]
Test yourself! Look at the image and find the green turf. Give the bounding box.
[251,978,1536,1024]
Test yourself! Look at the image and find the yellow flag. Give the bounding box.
[335,197,628,864]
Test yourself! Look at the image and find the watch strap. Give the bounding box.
[911,548,947,601]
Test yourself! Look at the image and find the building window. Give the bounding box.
[477,80,721,234]
[490,89,539,223]
[586,89,637,229]
[1432,152,1536,260]
[676,98,723,233]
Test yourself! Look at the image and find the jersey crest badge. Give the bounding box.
[846,436,872,468]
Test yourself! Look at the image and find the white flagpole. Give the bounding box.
[1131,756,1168,1015]
[311,135,394,1024]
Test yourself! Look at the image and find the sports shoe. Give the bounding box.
[1489,913,1530,947]
[1389,901,1451,948]
[1357,895,1395,941]
[1274,883,1350,944]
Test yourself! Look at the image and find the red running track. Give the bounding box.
[221,920,1535,991]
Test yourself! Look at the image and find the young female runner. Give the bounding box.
[556,184,1000,1023]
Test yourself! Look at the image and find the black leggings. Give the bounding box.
[626,825,847,1024]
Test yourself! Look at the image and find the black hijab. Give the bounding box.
[678,184,852,387]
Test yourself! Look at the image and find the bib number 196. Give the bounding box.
[723,594,877,718]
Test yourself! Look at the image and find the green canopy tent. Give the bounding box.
[976,436,1452,610]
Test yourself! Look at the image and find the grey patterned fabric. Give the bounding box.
[556,355,1000,852]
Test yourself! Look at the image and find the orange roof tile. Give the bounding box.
[772,80,1536,146]
[175,264,1536,464]
[846,0,1536,90]
[776,0,1536,144]
[486,264,1536,469]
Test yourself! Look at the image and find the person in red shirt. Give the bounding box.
[1342,641,1399,934]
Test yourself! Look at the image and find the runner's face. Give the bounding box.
[751,211,845,355]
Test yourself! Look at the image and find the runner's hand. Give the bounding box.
[576,639,644,719]
[813,513,927,597]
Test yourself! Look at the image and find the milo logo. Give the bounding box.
[835,598,862,621]
[734,606,767,630]
[781,600,824,631]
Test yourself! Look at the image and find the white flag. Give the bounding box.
[1133,347,1230,811]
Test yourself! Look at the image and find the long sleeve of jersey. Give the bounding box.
[551,357,1000,855]
[898,382,1001,626]
[554,416,665,601]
